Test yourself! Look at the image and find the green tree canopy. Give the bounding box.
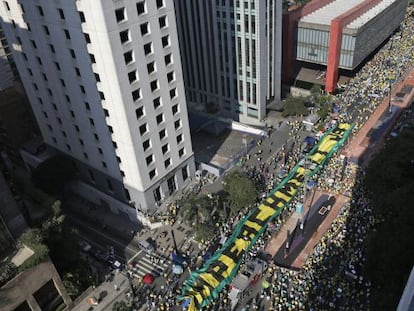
[178,194,214,226]
[223,171,258,216]
[363,129,414,310]
[18,228,49,271]
[282,96,309,117]
[112,301,132,311]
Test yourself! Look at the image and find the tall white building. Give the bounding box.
[174,0,282,124]
[0,0,195,220]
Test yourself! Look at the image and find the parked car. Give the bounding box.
[138,239,155,253]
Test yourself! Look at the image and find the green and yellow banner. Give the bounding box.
[179,123,353,310]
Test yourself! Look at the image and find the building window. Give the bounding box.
[144,42,153,55]
[158,128,166,140]
[128,70,137,84]
[79,11,86,23]
[99,91,105,100]
[135,106,144,119]
[172,104,178,115]
[167,71,175,83]
[154,187,162,203]
[162,143,169,154]
[115,7,126,23]
[31,40,37,49]
[58,8,65,20]
[156,0,164,9]
[3,1,10,11]
[150,80,158,92]
[43,25,50,35]
[64,29,71,39]
[156,113,163,125]
[137,1,146,15]
[165,53,172,66]
[149,169,156,180]
[182,165,189,181]
[95,73,101,82]
[60,79,65,87]
[69,49,76,58]
[174,119,181,129]
[139,123,147,135]
[98,148,103,154]
[75,67,81,77]
[49,44,55,53]
[119,30,130,44]
[55,62,61,71]
[176,134,183,144]
[143,139,150,151]
[90,53,96,63]
[103,109,109,117]
[36,5,44,16]
[84,33,91,43]
[132,88,141,101]
[161,35,169,48]
[164,158,171,168]
[146,154,153,166]
[153,97,161,109]
[147,61,156,74]
[85,102,90,111]
[140,22,150,36]
[159,15,167,28]
[169,88,177,99]
[36,57,42,65]
[167,176,176,195]
[124,50,134,65]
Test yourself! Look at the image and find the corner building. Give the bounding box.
[174,0,282,124]
[0,0,195,220]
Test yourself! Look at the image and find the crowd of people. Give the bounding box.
[125,6,414,311]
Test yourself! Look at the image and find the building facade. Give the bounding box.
[0,23,16,91]
[174,0,282,124]
[0,0,195,220]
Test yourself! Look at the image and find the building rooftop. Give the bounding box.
[347,0,396,29]
[300,0,397,29]
[300,0,363,26]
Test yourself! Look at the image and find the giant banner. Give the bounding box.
[179,123,353,310]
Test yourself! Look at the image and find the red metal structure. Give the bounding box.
[325,0,381,92]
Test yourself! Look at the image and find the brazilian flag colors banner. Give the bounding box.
[179,123,353,310]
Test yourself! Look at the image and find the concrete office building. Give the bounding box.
[174,0,282,124]
[0,0,195,220]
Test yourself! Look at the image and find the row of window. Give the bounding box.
[135,100,179,119]
[153,165,189,203]
[115,6,168,29]
[147,145,186,181]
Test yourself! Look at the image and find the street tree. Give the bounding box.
[178,194,213,226]
[282,95,309,117]
[223,171,258,216]
[112,301,132,311]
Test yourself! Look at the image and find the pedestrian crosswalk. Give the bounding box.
[129,252,171,279]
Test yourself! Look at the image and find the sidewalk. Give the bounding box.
[72,271,130,311]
